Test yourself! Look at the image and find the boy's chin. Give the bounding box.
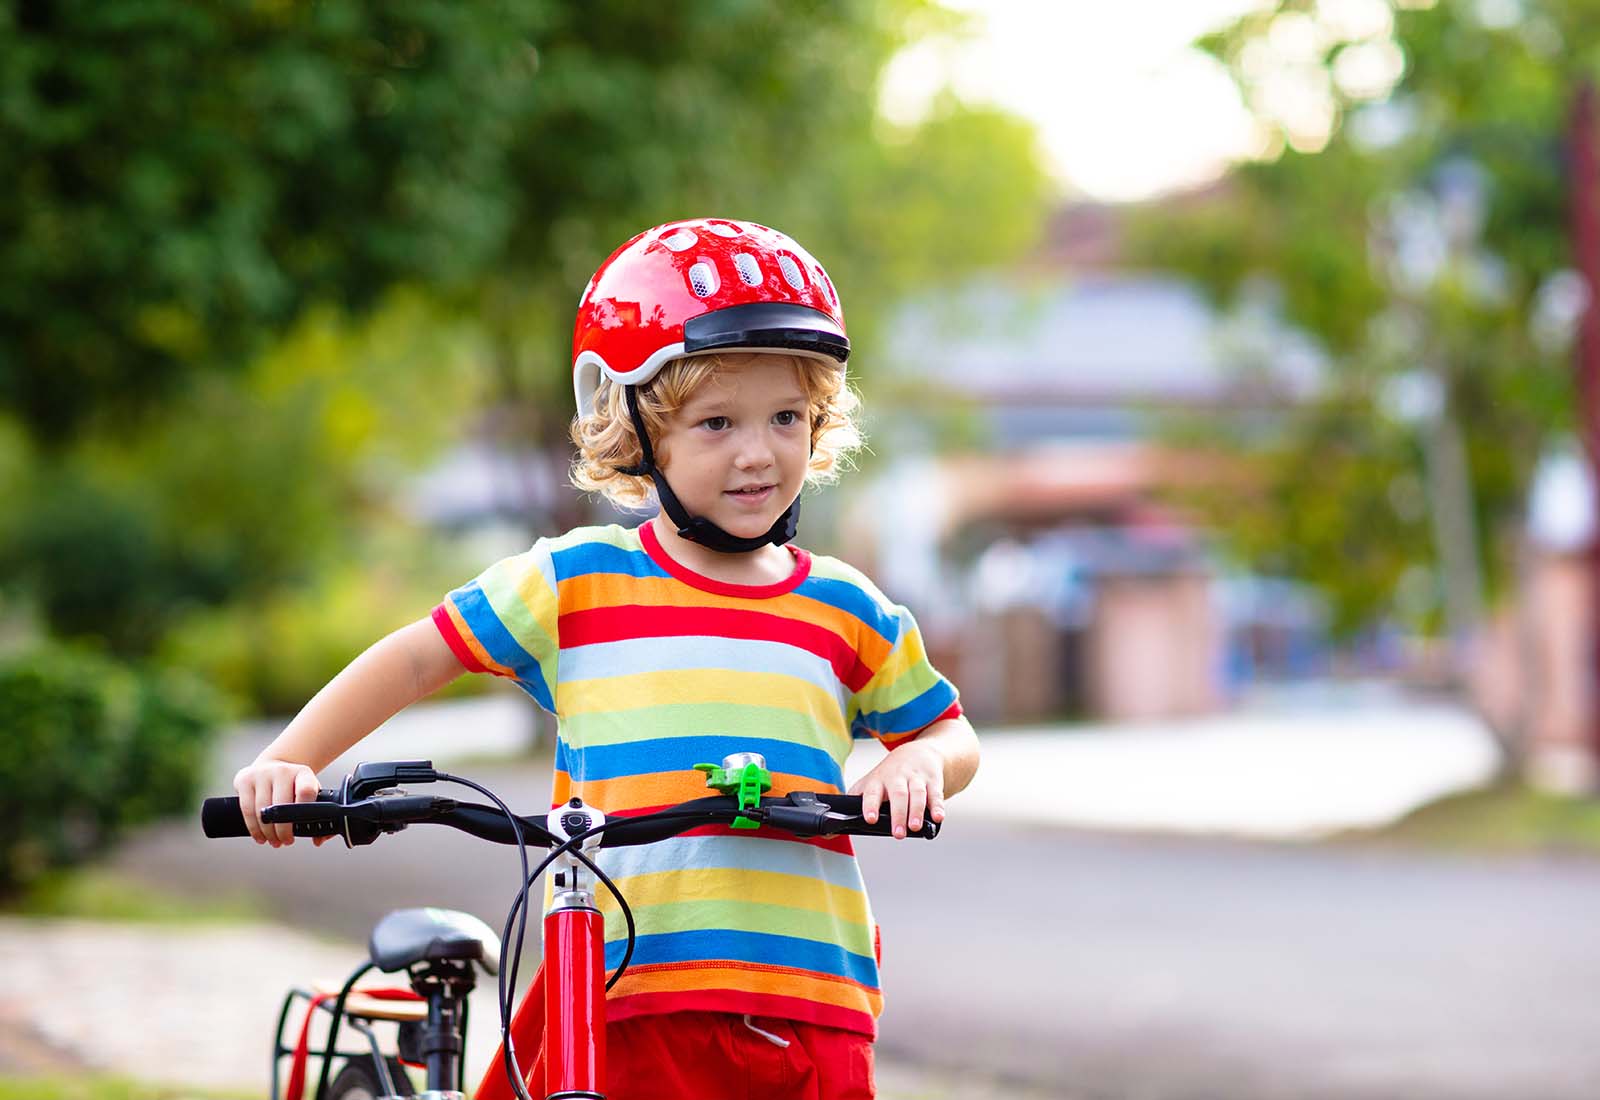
[705,498,798,542]
[714,512,782,540]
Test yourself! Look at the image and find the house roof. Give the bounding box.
[884,274,1323,405]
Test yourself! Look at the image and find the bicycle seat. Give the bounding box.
[369,907,502,975]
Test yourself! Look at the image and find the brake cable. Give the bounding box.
[435,772,539,1100]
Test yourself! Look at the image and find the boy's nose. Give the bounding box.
[734,427,777,468]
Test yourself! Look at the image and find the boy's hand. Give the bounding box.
[848,742,946,839]
[232,758,330,848]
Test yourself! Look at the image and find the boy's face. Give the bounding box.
[655,356,812,541]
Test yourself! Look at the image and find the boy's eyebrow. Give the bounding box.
[684,389,808,414]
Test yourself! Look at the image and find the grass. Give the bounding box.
[4,867,263,924]
[1349,781,1600,856]
[0,1077,249,1100]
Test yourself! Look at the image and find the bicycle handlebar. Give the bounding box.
[200,766,939,846]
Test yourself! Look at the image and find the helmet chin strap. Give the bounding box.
[615,385,800,554]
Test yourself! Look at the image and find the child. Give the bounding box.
[233,218,980,1100]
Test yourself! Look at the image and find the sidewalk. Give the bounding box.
[908,682,1503,838]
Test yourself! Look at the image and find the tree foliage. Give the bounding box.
[1130,0,1583,635]
[2,0,1048,444]
[0,0,1052,664]
[2,0,544,442]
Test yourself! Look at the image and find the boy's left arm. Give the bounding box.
[848,715,980,839]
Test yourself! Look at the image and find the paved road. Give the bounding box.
[857,820,1600,1100]
[122,750,1600,1100]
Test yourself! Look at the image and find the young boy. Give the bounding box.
[233,218,980,1100]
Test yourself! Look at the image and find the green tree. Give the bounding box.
[1,0,1052,660]
[1130,0,1578,640]
[2,0,544,443]
[2,0,1048,447]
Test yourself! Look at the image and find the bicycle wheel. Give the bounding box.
[326,1056,414,1100]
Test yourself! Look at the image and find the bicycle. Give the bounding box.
[201,751,937,1100]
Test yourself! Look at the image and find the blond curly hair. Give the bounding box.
[570,352,863,509]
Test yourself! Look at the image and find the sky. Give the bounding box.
[879,0,1279,202]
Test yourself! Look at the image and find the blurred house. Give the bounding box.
[844,205,1327,724]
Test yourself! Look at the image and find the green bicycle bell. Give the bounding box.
[695,752,772,829]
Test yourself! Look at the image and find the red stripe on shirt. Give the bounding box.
[606,988,877,1038]
[880,700,965,748]
[604,803,858,856]
[432,604,488,674]
[560,604,873,692]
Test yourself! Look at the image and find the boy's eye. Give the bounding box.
[701,416,731,432]
[773,410,800,427]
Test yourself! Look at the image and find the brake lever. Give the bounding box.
[345,760,441,800]
[757,791,835,834]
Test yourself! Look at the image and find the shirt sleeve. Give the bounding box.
[431,539,560,715]
[847,603,962,748]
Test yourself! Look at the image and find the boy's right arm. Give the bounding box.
[232,616,466,847]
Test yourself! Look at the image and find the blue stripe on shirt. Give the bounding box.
[851,681,957,738]
[605,928,878,988]
[556,735,841,786]
[448,582,555,713]
[794,576,902,645]
[551,540,665,582]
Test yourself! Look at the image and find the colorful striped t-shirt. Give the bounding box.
[431,522,961,1036]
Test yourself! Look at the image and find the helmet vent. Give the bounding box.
[688,261,720,297]
[705,220,742,237]
[662,228,697,252]
[778,255,805,290]
[734,253,762,286]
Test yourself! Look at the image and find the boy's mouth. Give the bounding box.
[725,483,776,502]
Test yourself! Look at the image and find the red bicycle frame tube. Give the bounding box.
[544,905,607,1098]
[473,904,608,1100]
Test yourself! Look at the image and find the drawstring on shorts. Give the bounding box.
[742,1014,791,1048]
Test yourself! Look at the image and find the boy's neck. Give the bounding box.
[648,513,797,586]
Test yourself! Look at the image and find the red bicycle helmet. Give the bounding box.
[572,218,849,415]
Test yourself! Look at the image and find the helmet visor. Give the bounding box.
[682,302,849,364]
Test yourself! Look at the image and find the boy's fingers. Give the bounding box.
[859,778,883,823]
[272,775,299,846]
[907,777,928,834]
[253,776,278,846]
[928,786,947,824]
[887,782,909,839]
[237,786,264,846]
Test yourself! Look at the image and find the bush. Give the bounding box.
[0,644,224,896]
[160,541,486,717]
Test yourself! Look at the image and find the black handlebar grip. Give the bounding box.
[853,800,940,840]
[200,790,341,838]
[760,795,939,839]
[200,797,251,838]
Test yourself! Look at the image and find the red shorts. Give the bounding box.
[605,1010,875,1100]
